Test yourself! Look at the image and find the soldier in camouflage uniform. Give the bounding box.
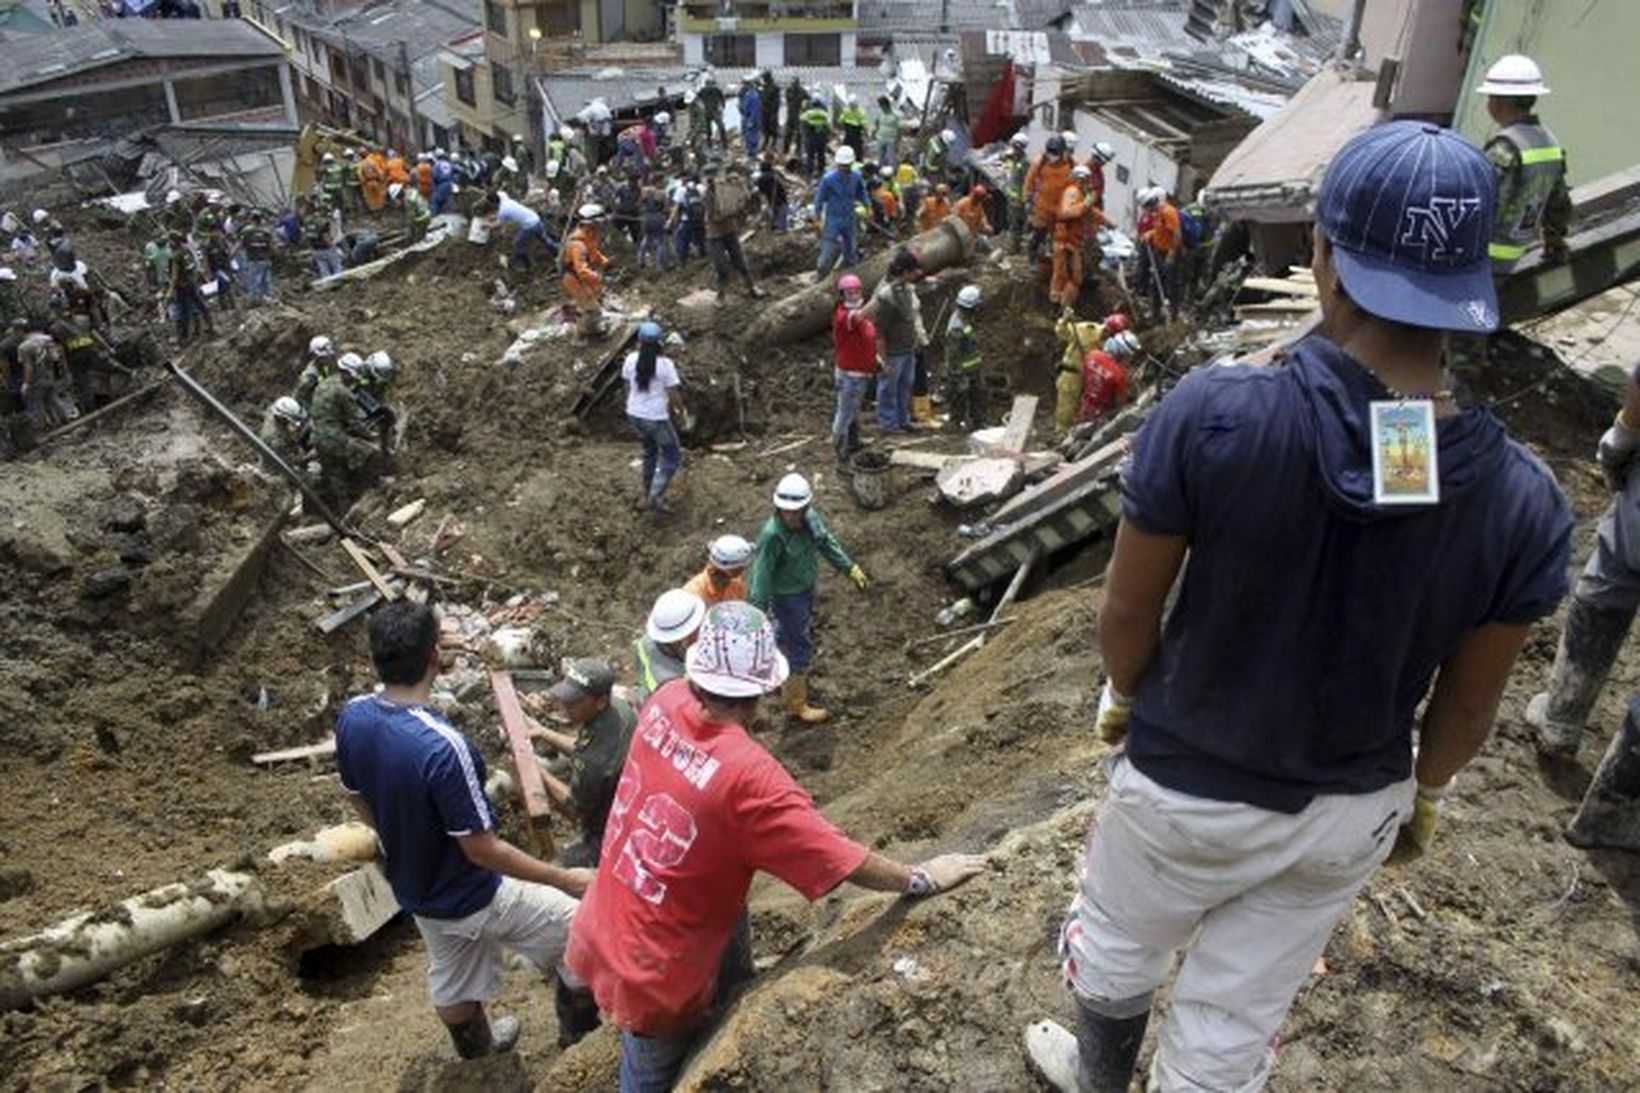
[1476,55,1570,270]
[310,352,382,512]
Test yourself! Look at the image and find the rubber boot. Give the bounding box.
[783,674,828,723]
[555,972,602,1048]
[1023,1004,1149,1093]
[446,1012,520,1059]
[1566,699,1640,851]
[912,394,935,425]
[1526,598,1635,756]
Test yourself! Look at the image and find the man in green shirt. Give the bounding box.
[944,283,985,432]
[748,472,868,723]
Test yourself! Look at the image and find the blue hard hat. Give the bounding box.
[638,320,663,343]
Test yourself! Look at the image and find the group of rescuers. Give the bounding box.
[306,53,1623,1093]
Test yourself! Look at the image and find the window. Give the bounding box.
[704,33,755,66]
[372,58,386,83]
[350,54,370,90]
[492,62,515,105]
[537,2,578,36]
[485,0,507,35]
[394,70,410,97]
[784,32,840,65]
[455,68,476,106]
[328,48,346,83]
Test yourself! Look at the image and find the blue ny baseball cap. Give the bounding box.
[1317,121,1499,333]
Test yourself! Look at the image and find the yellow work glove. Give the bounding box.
[848,564,869,591]
[1387,784,1444,865]
[1095,680,1132,745]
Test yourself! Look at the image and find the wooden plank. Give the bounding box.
[1242,276,1319,297]
[36,380,167,446]
[316,589,381,634]
[253,737,337,766]
[890,449,960,470]
[994,394,1038,454]
[341,538,398,602]
[377,542,411,572]
[490,669,556,856]
[570,323,640,418]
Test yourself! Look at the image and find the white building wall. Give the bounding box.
[1071,106,1179,232]
[754,32,783,67]
[682,34,704,65]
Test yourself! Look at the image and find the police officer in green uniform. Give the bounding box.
[1476,54,1570,270]
[944,283,985,432]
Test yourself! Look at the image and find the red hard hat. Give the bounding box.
[1104,313,1131,334]
[970,184,988,199]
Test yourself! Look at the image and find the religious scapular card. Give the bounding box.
[1370,400,1440,505]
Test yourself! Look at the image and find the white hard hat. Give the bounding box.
[647,588,707,644]
[956,284,981,309]
[773,472,812,510]
[654,111,671,124]
[1061,129,1078,147]
[1093,141,1115,162]
[1477,54,1550,97]
[834,145,857,166]
[546,161,562,179]
[272,396,305,423]
[684,602,790,698]
[684,90,697,105]
[337,352,366,377]
[388,182,404,200]
[323,152,336,162]
[1104,331,1140,358]
[308,334,335,357]
[0,267,14,282]
[435,147,447,157]
[708,534,753,570]
[1139,187,1163,206]
[577,202,605,220]
[502,156,518,172]
[165,189,182,204]
[559,126,575,139]
[365,350,394,378]
[941,128,956,144]
[1072,164,1092,180]
[1009,132,1028,147]
[31,209,48,224]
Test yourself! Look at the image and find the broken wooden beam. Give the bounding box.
[341,538,399,602]
[490,669,556,856]
[316,589,381,633]
[35,379,168,446]
[252,737,338,766]
[909,550,1035,688]
[570,323,640,418]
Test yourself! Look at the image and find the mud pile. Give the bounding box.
[1,203,1637,1092]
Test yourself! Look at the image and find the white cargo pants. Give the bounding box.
[1060,754,1413,1092]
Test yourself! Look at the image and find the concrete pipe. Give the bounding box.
[0,869,257,1010]
[747,217,976,346]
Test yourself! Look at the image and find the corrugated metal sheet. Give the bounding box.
[0,20,282,96]
[537,65,896,122]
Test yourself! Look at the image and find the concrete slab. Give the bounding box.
[323,863,399,945]
[182,505,287,667]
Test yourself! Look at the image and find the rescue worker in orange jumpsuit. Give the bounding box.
[952,184,994,240]
[562,203,611,339]
[1024,133,1074,265]
[412,153,435,201]
[916,183,952,234]
[384,149,410,190]
[1052,165,1110,309]
[1136,186,1181,314]
[360,149,389,212]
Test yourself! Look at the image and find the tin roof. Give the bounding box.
[0,19,282,96]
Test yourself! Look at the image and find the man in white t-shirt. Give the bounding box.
[492,191,556,271]
[621,320,689,514]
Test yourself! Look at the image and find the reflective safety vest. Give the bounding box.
[1489,122,1565,263]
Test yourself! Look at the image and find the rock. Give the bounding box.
[82,565,132,599]
[113,533,153,565]
[1542,1017,1584,1054]
[103,498,147,533]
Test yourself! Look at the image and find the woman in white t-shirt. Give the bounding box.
[621,320,688,513]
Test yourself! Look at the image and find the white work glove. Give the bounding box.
[905,853,986,897]
[1095,680,1133,745]
[1596,418,1640,491]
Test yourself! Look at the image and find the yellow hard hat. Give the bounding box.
[895,164,917,185]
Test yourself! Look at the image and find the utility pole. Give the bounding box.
[398,39,420,150]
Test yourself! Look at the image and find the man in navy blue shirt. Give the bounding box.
[336,601,591,1059]
[1025,121,1572,1092]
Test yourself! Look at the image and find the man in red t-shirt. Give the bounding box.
[1079,330,1138,424]
[567,601,984,1091]
[831,272,877,471]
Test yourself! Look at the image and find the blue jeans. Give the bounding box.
[242,259,271,302]
[743,123,761,157]
[877,351,915,430]
[619,1031,691,1093]
[833,369,869,459]
[312,247,342,278]
[512,220,555,269]
[637,225,671,271]
[770,589,815,672]
[630,415,682,505]
[815,222,859,278]
[674,223,705,266]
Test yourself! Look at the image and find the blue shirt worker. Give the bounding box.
[814,145,869,279]
[335,601,590,1061]
[747,472,869,724]
[1024,121,1572,1093]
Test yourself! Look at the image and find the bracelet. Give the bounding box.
[1618,407,1640,432]
[905,866,938,898]
[1415,780,1451,800]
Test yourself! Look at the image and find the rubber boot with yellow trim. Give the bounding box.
[783,674,829,723]
[912,394,936,426]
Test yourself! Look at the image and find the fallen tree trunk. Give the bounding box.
[0,869,257,1010]
[747,217,976,346]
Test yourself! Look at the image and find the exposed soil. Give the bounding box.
[0,199,1636,1093]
